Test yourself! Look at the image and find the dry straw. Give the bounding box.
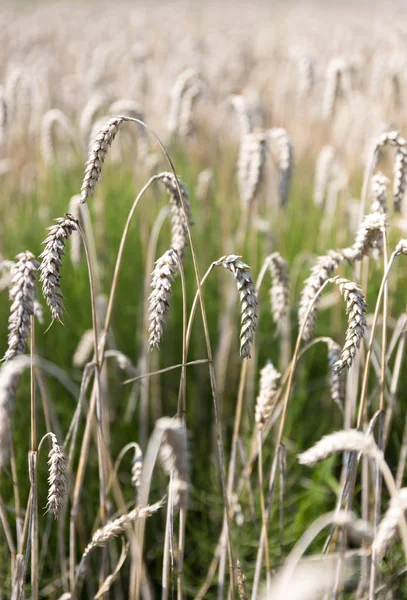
[46,433,67,519]
[214,254,258,358]
[148,249,179,349]
[331,277,367,373]
[298,250,343,341]
[255,361,281,429]
[3,251,39,362]
[39,214,78,323]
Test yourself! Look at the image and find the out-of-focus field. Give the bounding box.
[2,1,407,599]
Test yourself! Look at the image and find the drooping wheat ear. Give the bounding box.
[109,99,144,120]
[236,560,249,600]
[3,252,39,362]
[371,172,389,214]
[40,109,77,165]
[79,92,108,141]
[393,146,407,212]
[377,129,406,151]
[158,172,192,261]
[167,68,199,137]
[158,417,189,510]
[5,65,31,123]
[322,59,349,120]
[178,79,204,138]
[148,249,178,349]
[131,443,143,491]
[229,94,252,138]
[297,54,315,100]
[298,429,379,466]
[298,250,344,341]
[331,277,367,373]
[267,252,290,325]
[314,145,336,207]
[395,239,407,255]
[46,433,67,519]
[195,167,213,203]
[326,339,345,412]
[80,116,124,203]
[342,212,387,263]
[255,361,281,429]
[39,214,78,323]
[268,127,294,207]
[373,488,407,560]
[73,329,94,367]
[76,498,165,584]
[214,255,258,358]
[237,130,267,208]
[68,195,82,268]
[0,355,29,468]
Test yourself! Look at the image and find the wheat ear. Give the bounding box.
[39,214,78,323]
[267,252,290,325]
[46,433,67,518]
[268,127,293,207]
[255,361,281,429]
[314,145,336,207]
[373,488,407,560]
[237,130,267,208]
[331,277,367,373]
[371,172,389,214]
[158,417,189,509]
[342,212,387,263]
[214,254,258,358]
[298,429,379,466]
[131,443,143,491]
[393,146,407,212]
[298,250,343,341]
[158,172,192,261]
[148,249,178,349]
[326,339,345,411]
[3,251,39,362]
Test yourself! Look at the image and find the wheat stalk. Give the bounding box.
[39,214,78,323]
[3,251,39,362]
[214,254,258,358]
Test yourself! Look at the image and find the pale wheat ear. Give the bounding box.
[331,277,367,373]
[371,172,389,214]
[148,249,179,350]
[255,361,281,430]
[157,172,192,261]
[342,212,387,263]
[298,429,379,466]
[314,145,336,207]
[39,214,78,324]
[326,339,345,412]
[237,130,267,208]
[214,254,258,359]
[131,443,143,492]
[267,252,290,326]
[373,488,407,560]
[45,433,67,519]
[158,417,189,510]
[267,127,294,207]
[3,251,39,362]
[298,250,343,341]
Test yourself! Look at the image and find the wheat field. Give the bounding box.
[2,1,407,598]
